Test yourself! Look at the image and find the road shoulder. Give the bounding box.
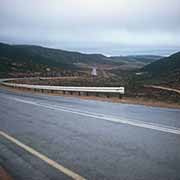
[0,84,180,109]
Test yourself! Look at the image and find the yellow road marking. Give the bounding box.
[0,130,86,180]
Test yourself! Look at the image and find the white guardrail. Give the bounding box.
[0,78,125,97]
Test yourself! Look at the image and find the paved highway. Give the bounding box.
[0,88,180,180]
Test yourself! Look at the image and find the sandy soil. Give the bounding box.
[1,85,180,109]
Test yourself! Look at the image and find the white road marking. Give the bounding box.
[0,130,86,180]
[6,96,180,135]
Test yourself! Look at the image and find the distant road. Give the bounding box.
[145,85,180,94]
[0,88,180,180]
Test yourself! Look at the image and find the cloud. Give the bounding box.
[0,0,180,55]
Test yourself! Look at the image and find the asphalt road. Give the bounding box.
[0,88,180,180]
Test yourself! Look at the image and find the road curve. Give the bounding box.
[0,88,180,180]
[144,85,180,94]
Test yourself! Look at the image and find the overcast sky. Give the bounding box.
[0,0,180,55]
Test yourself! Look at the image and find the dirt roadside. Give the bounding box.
[0,85,180,109]
[0,167,13,180]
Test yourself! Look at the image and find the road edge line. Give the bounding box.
[0,131,86,180]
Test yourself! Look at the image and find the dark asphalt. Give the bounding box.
[0,88,180,180]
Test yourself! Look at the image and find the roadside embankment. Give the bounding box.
[1,84,180,109]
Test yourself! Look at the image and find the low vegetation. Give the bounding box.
[1,42,180,106]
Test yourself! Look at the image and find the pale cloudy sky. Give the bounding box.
[0,0,180,55]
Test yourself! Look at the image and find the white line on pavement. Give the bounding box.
[0,130,86,180]
[7,96,180,135]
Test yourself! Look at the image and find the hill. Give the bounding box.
[108,55,162,70]
[0,42,115,77]
[143,52,180,74]
[139,51,180,88]
[0,42,161,77]
[110,55,162,64]
[0,42,112,67]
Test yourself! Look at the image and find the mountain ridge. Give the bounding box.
[139,51,180,88]
[0,42,163,77]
